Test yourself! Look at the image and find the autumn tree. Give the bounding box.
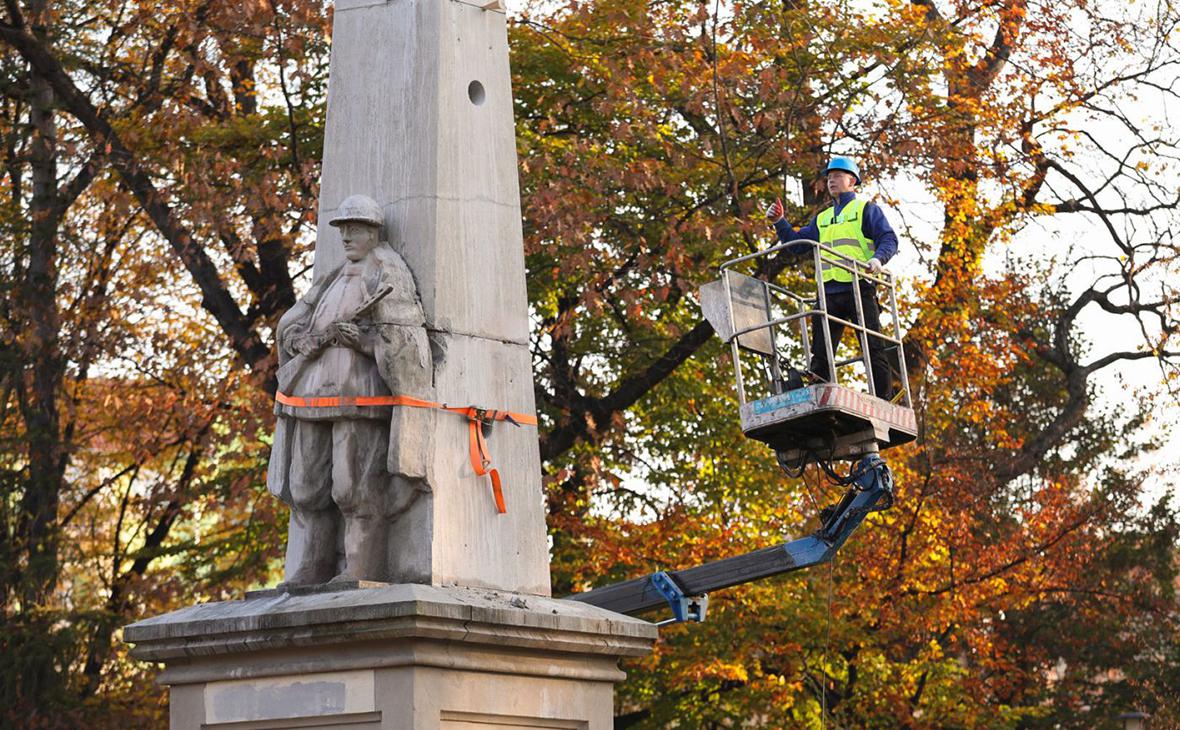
[0,0,1175,726]
[510,0,1179,725]
[0,0,328,724]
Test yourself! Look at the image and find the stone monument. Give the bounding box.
[268,193,434,586]
[122,1,657,728]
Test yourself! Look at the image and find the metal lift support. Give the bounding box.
[570,453,893,622]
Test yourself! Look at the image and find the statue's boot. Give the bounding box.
[334,514,389,583]
[280,509,338,587]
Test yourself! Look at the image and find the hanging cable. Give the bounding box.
[799,463,823,517]
[777,449,807,479]
[817,451,878,487]
[817,456,850,485]
[822,553,836,730]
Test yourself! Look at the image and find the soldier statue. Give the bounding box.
[267,194,433,585]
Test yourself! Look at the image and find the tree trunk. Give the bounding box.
[18,65,64,611]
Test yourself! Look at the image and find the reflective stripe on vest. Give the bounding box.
[817,197,874,284]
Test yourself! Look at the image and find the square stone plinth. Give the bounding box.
[124,584,657,730]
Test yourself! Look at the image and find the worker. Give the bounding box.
[765,157,899,399]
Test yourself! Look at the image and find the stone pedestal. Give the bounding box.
[124,584,656,730]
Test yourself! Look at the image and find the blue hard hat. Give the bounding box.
[825,156,861,184]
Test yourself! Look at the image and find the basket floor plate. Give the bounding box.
[741,384,917,457]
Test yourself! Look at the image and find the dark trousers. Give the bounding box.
[809,283,894,399]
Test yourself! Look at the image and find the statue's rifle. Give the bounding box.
[276,283,396,391]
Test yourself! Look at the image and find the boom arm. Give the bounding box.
[569,454,893,622]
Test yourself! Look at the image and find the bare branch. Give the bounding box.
[0,16,270,371]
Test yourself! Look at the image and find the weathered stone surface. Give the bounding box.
[124,583,653,662]
[425,333,549,593]
[299,0,549,595]
[124,584,657,729]
[315,0,527,343]
[203,670,376,725]
[268,202,435,587]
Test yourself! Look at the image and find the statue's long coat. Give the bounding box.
[266,246,434,503]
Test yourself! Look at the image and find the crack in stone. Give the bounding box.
[425,327,528,347]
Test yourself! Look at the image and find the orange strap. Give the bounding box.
[275,391,537,515]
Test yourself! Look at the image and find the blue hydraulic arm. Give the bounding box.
[569,454,893,622]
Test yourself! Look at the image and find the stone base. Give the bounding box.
[124,584,657,730]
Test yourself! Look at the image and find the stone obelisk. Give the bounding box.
[312,0,548,594]
[123,3,655,729]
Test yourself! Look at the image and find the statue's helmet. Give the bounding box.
[330,194,384,228]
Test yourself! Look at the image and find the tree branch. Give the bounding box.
[0,15,270,371]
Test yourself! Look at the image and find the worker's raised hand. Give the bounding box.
[865,258,883,274]
[765,197,784,224]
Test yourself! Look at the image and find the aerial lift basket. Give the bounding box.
[699,240,918,467]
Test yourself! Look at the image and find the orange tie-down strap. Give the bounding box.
[274,392,537,514]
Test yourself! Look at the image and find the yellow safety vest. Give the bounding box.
[817,198,875,284]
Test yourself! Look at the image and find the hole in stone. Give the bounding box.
[468,80,486,106]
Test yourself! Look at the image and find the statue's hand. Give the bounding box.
[334,322,365,351]
[290,334,321,357]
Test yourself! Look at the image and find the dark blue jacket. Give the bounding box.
[772,192,899,293]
